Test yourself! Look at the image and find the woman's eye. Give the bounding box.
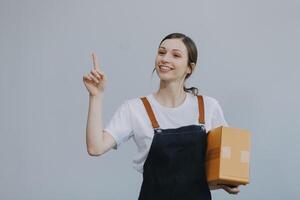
[158,51,165,55]
[174,54,181,57]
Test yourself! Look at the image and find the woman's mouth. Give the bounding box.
[159,65,173,73]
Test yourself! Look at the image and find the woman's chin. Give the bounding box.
[156,71,181,82]
[158,76,177,82]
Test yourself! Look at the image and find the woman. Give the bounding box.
[83,33,240,199]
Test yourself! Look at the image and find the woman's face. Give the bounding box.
[155,39,191,82]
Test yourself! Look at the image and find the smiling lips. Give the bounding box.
[159,65,174,73]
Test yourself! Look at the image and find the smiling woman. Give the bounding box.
[83,33,239,200]
[152,33,199,96]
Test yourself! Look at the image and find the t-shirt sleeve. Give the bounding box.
[211,100,229,129]
[104,100,134,150]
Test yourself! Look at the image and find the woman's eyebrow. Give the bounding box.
[159,47,183,53]
[173,49,183,53]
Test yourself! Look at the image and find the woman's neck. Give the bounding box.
[154,81,187,108]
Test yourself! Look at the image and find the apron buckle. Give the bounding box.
[154,128,162,133]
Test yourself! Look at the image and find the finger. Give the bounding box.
[91,69,101,79]
[228,187,239,192]
[94,68,105,75]
[226,187,239,194]
[221,185,239,194]
[88,74,99,83]
[231,190,239,194]
[92,69,106,80]
[92,53,100,70]
[83,75,92,81]
[221,184,237,189]
[96,70,106,79]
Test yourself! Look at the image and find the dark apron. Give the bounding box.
[138,95,211,200]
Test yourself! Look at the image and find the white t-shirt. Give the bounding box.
[104,93,228,173]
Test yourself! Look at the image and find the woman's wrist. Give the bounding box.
[89,93,104,99]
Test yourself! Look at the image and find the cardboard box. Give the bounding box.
[205,126,251,186]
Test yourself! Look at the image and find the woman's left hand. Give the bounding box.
[220,185,240,195]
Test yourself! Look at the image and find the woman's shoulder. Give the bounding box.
[122,94,152,108]
[202,94,219,105]
[191,93,225,113]
[190,93,220,106]
[201,94,226,114]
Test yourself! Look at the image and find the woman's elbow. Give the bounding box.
[87,148,103,156]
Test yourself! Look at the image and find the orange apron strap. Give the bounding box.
[197,95,205,124]
[140,97,160,129]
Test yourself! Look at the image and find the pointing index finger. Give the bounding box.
[92,53,100,70]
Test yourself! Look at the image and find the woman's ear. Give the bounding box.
[188,63,196,74]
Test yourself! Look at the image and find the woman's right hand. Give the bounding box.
[220,184,240,195]
[83,53,107,96]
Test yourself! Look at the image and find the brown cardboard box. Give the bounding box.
[205,126,251,186]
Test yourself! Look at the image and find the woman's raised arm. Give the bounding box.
[83,53,116,156]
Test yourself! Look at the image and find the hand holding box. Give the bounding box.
[205,126,251,187]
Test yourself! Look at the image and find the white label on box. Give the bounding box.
[240,151,250,163]
[221,146,231,159]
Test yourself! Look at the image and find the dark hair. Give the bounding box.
[152,33,199,96]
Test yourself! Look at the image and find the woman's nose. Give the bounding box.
[161,53,172,63]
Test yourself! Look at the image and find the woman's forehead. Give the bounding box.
[159,39,187,54]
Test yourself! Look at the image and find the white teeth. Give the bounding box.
[159,65,172,70]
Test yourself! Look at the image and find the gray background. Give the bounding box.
[1,0,299,199]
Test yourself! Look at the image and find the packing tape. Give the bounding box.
[240,150,250,163]
[221,146,231,159]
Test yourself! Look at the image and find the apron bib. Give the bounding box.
[138,95,211,200]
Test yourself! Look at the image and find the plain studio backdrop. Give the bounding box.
[1,0,299,199]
